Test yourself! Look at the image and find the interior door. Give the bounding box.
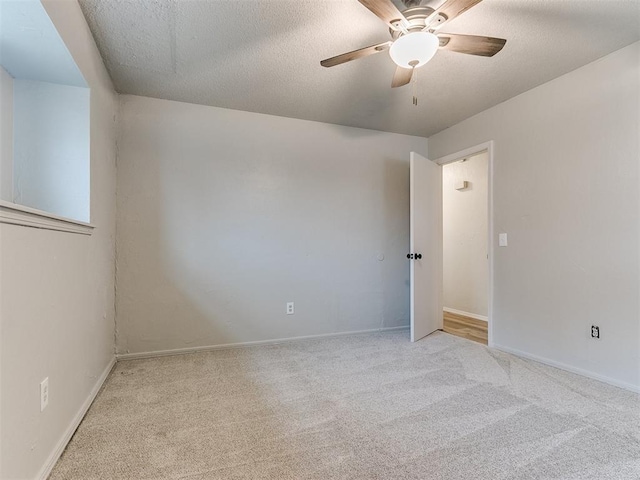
[410,152,443,342]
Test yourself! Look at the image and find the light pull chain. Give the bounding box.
[412,67,418,106]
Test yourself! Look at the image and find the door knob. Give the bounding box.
[407,253,414,259]
[415,253,422,259]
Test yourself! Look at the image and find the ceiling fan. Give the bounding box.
[320,0,506,88]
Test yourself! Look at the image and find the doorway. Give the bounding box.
[408,144,494,346]
[435,143,493,346]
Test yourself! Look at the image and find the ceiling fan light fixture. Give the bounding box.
[389,32,439,69]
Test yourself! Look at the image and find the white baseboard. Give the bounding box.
[37,356,116,480]
[116,326,410,361]
[443,307,488,322]
[492,343,640,394]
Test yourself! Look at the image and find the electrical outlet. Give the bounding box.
[286,302,294,315]
[591,325,600,339]
[40,377,49,412]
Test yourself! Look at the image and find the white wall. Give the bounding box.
[116,95,428,355]
[0,0,87,88]
[13,79,90,222]
[0,0,118,478]
[442,152,488,318]
[429,42,640,391]
[0,66,12,202]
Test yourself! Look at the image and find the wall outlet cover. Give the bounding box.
[286,302,294,315]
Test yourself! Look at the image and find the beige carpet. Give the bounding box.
[51,331,640,479]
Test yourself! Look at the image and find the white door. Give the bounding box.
[410,152,443,342]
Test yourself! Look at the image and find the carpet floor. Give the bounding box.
[50,331,640,479]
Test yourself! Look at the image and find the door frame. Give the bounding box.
[434,141,495,347]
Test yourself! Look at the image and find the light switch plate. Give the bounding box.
[499,233,508,247]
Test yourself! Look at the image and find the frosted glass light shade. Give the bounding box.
[389,32,439,68]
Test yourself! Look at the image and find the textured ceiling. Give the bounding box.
[79,0,639,137]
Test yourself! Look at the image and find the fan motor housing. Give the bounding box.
[390,6,446,39]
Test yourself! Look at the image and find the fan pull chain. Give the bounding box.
[412,67,418,106]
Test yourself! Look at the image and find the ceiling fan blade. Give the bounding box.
[428,0,483,29]
[438,33,506,56]
[321,41,392,67]
[391,66,413,88]
[358,0,410,31]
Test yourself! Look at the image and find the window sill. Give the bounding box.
[0,200,94,235]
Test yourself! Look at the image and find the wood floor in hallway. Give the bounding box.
[443,310,488,345]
